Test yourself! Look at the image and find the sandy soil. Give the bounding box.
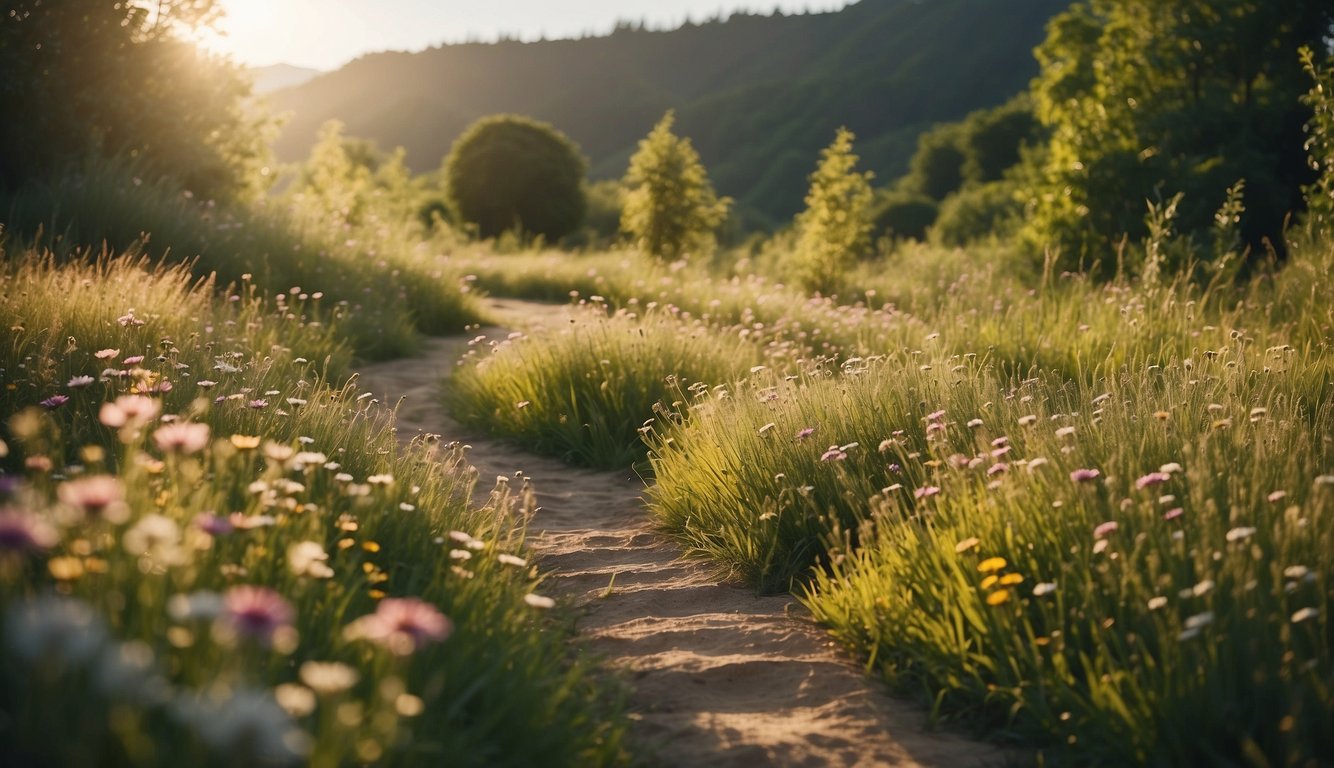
[355,298,1002,767]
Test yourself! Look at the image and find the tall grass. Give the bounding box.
[446,302,764,469]
[0,249,630,767]
[2,157,481,359]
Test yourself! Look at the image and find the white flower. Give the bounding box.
[524,594,555,609]
[299,661,359,695]
[1291,607,1319,624]
[1032,582,1057,597]
[497,554,528,567]
[288,541,333,578]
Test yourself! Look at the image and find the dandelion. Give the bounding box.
[153,421,210,454]
[985,590,1011,606]
[221,586,295,648]
[999,573,1024,586]
[57,475,129,524]
[1033,582,1057,597]
[524,594,556,609]
[299,661,359,695]
[1070,468,1101,483]
[344,597,452,656]
[978,557,1007,574]
[914,485,940,500]
[67,375,95,388]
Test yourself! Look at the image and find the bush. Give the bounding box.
[791,128,875,293]
[932,181,1021,245]
[444,115,587,241]
[872,190,938,242]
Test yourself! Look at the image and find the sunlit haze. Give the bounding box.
[203,0,850,70]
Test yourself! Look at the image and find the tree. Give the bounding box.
[792,127,875,294]
[443,114,587,241]
[1021,0,1334,271]
[620,111,730,260]
[0,0,272,200]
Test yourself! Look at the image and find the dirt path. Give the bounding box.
[356,298,1002,767]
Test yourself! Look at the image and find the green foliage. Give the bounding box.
[906,125,968,201]
[620,111,730,261]
[446,305,760,469]
[0,0,273,201]
[872,190,938,242]
[932,180,1022,246]
[269,0,1069,229]
[444,115,588,241]
[1300,47,1334,229]
[791,128,875,293]
[287,121,421,230]
[1022,0,1333,271]
[0,250,631,767]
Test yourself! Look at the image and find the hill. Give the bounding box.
[267,0,1070,229]
[250,63,323,94]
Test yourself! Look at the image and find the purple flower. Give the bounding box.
[193,512,235,537]
[820,445,847,462]
[926,409,946,422]
[67,375,95,388]
[39,395,69,410]
[1135,472,1171,490]
[247,399,268,409]
[1162,507,1184,521]
[152,421,210,454]
[122,355,145,366]
[1093,520,1119,538]
[345,597,452,656]
[222,586,295,646]
[1070,468,1101,483]
[57,476,129,524]
[0,509,58,555]
[795,427,816,440]
[914,485,941,500]
[987,462,1008,476]
[887,462,902,474]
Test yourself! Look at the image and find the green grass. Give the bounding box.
[446,303,764,469]
[0,249,630,767]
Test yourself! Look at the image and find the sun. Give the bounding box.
[198,0,317,67]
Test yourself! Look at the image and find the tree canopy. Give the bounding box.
[620,111,729,260]
[443,114,588,241]
[0,0,271,199]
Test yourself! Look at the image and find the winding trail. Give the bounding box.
[356,298,1001,767]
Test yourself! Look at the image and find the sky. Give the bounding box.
[201,0,850,70]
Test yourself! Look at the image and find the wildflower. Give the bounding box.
[1283,565,1310,580]
[57,475,129,524]
[0,509,59,555]
[39,395,69,410]
[196,378,217,390]
[1163,507,1184,521]
[1225,526,1256,543]
[1191,579,1215,597]
[1055,426,1076,439]
[288,542,333,579]
[1026,457,1049,473]
[274,684,316,717]
[991,436,1009,448]
[954,537,980,554]
[1317,475,1334,486]
[926,409,946,422]
[795,427,815,440]
[987,462,1008,476]
[344,597,452,656]
[999,573,1024,586]
[152,421,210,454]
[123,515,182,563]
[99,395,160,428]
[820,445,847,462]
[221,586,295,648]
[978,557,1007,574]
[1135,472,1171,490]
[1291,607,1319,624]
[524,594,556,609]
[291,451,327,469]
[967,418,983,428]
[914,485,940,500]
[497,554,527,567]
[4,595,108,664]
[299,661,359,695]
[1018,414,1037,426]
[1159,462,1183,474]
[247,399,268,409]
[67,375,95,388]
[1033,582,1057,597]
[1266,490,1287,503]
[985,590,1011,606]
[366,474,394,486]
[94,348,120,360]
[1070,468,1101,483]
[229,434,260,450]
[758,422,776,435]
[1147,596,1168,611]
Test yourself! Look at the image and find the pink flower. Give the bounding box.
[795,427,816,440]
[987,462,1008,476]
[914,486,941,500]
[193,512,235,536]
[1094,521,1119,538]
[345,597,452,656]
[0,509,58,555]
[39,395,69,410]
[1135,472,1171,490]
[99,395,160,427]
[222,586,295,646]
[926,409,946,422]
[152,421,210,454]
[67,375,95,388]
[57,476,129,523]
[122,355,145,366]
[1070,468,1101,483]
[247,399,268,409]
[1163,507,1184,521]
[820,445,847,462]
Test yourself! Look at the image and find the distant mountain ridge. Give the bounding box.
[250,64,323,94]
[268,0,1070,228]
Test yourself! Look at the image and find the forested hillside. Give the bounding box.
[268,0,1070,228]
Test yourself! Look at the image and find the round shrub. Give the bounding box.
[933,180,1022,246]
[444,115,587,241]
[872,191,939,241]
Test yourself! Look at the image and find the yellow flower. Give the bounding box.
[981,575,999,589]
[954,537,980,554]
[1000,573,1024,586]
[986,590,1011,606]
[230,434,261,450]
[978,556,1007,574]
[48,557,84,581]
